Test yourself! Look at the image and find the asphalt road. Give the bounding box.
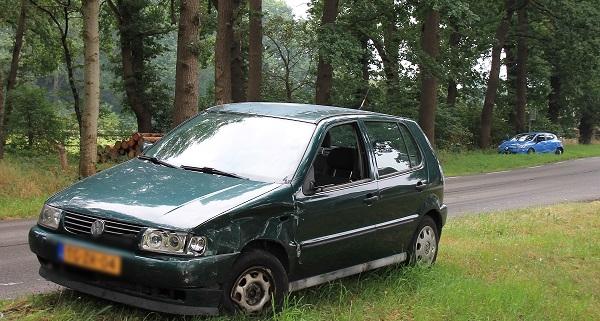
[1,156,599,299]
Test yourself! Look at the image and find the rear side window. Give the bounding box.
[398,124,422,167]
[364,122,411,175]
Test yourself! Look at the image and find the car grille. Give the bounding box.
[63,211,144,236]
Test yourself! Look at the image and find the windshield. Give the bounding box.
[145,112,316,183]
[512,134,535,142]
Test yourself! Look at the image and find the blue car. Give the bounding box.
[498,132,564,154]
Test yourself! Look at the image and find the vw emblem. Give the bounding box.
[90,219,105,238]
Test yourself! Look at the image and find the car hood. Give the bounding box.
[47,159,281,230]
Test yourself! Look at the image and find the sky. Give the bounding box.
[284,0,310,18]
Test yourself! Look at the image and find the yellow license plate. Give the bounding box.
[60,244,122,276]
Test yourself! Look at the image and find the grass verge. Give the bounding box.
[2,201,599,321]
[438,143,600,176]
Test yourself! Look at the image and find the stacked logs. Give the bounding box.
[97,133,163,163]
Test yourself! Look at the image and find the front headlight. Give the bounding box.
[38,205,62,230]
[140,229,207,256]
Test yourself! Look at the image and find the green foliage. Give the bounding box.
[6,84,69,151]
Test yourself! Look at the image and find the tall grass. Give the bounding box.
[0,155,77,219]
[2,201,599,321]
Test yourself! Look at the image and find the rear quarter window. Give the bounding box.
[398,124,423,167]
[364,121,414,176]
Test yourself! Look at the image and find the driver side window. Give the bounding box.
[304,122,369,192]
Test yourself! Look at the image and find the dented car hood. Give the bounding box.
[46,159,281,230]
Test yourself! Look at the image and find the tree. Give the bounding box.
[418,7,440,144]
[479,0,515,149]
[247,0,262,101]
[30,0,82,134]
[107,0,152,132]
[264,16,314,102]
[0,0,28,159]
[215,0,233,104]
[314,0,339,105]
[230,0,246,103]
[445,21,460,107]
[514,0,529,133]
[172,0,200,127]
[79,0,100,177]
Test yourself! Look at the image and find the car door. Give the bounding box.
[361,120,428,256]
[534,134,547,152]
[294,121,380,278]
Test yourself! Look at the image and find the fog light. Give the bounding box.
[188,236,207,255]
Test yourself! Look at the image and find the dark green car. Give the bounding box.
[29,103,447,315]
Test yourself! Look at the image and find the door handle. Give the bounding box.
[415,180,428,192]
[364,193,379,205]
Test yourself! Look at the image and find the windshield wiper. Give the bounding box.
[138,155,176,168]
[180,165,247,180]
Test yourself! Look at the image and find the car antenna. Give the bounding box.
[359,88,370,110]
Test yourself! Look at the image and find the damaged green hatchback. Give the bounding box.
[29,102,447,315]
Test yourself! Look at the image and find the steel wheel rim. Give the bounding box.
[414,226,437,265]
[230,267,274,313]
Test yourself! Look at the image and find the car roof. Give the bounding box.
[207,102,403,124]
[518,132,554,135]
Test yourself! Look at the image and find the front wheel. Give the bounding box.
[408,216,439,266]
[555,147,564,155]
[222,250,288,315]
[527,148,535,154]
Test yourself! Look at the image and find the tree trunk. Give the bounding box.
[111,1,153,132]
[247,0,262,101]
[479,0,516,149]
[504,41,517,128]
[418,8,440,145]
[548,71,561,123]
[314,0,339,105]
[0,0,27,159]
[356,35,370,108]
[61,35,82,133]
[172,0,200,127]
[578,113,593,144]
[370,33,399,109]
[79,0,101,177]
[514,0,529,133]
[230,0,246,103]
[446,28,460,107]
[215,0,233,105]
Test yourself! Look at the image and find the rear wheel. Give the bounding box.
[408,216,439,266]
[555,147,564,155]
[222,250,288,315]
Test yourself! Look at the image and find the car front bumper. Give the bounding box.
[29,225,239,315]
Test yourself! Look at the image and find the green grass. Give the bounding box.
[439,143,600,176]
[2,201,599,321]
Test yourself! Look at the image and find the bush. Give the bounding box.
[6,84,69,152]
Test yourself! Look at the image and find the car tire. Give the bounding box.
[408,216,439,266]
[222,249,288,315]
[527,148,535,154]
[555,147,564,155]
